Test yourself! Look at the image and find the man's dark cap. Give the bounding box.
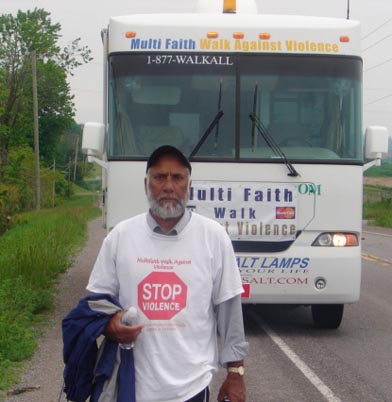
[146,145,192,174]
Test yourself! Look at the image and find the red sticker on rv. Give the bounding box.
[276,207,296,219]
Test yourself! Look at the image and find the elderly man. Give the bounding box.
[87,145,248,402]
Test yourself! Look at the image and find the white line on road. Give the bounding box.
[362,230,392,238]
[249,310,342,402]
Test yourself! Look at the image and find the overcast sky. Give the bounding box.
[2,0,392,133]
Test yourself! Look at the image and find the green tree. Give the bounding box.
[4,146,35,211]
[0,8,92,177]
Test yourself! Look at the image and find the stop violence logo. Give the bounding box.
[138,272,187,320]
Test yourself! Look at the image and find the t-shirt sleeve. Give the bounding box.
[212,226,243,305]
[86,229,120,296]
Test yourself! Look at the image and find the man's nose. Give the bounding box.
[162,176,175,191]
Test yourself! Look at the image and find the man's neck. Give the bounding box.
[150,211,184,234]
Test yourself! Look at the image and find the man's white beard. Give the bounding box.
[147,188,188,219]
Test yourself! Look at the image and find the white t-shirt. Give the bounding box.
[87,212,243,402]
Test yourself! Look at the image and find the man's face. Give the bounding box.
[145,155,190,220]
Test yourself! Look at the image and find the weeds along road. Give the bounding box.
[4,220,392,402]
[4,217,106,402]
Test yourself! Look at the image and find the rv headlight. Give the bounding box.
[314,233,333,246]
[312,232,358,247]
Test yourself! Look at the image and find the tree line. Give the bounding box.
[0,8,92,233]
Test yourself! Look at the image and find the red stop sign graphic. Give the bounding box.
[138,272,187,320]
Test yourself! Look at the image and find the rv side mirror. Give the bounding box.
[365,126,389,166]
[82,122,105,158]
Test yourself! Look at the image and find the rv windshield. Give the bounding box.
[108,53,362,163]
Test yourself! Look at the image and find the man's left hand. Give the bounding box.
[217,372,246,402]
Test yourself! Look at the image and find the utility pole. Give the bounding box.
[52,159,56,208]
[31,50,41,210]
[73,135,79,181]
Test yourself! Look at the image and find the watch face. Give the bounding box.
[238,366,245,375]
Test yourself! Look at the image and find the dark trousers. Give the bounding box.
[184,387,210,402]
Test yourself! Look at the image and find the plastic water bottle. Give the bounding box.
[119,306,138,350]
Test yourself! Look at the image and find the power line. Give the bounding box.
[362,16,392,40]
[364,93,392,107]
[364,57,392,72]
[362,32,392,52]
[365,88,392,91]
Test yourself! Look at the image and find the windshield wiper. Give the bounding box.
[249,112,300,177]
[251,82,258,151]
[189,80,224,158]
[214,80,223,150]
[189,110,224,158]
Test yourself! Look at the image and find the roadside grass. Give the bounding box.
[363,163,392,228]
[364,163,392,177]
[363,198,392,228]
[0,196,100,391]
[363,181,392,228]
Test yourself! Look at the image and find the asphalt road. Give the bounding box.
[211,225,392,402]
[4,220,392,402]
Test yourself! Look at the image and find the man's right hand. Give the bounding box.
[104,311,144,344]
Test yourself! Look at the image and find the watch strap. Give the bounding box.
[227,366,245,375]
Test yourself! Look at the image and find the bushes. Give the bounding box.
[0,183,20,233]
[0,146,73,234]
[4,146,36,211]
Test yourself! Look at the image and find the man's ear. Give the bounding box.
[144,177,148,194]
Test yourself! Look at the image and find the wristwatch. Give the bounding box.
[227,366,245,376]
